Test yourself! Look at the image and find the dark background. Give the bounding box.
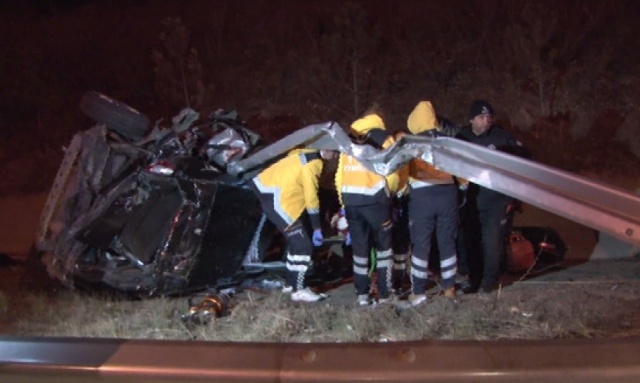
[1,0,639,195]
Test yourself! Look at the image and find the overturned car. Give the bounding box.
[36,92,283,296]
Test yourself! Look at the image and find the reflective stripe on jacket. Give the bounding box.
[336,134,400,206]
[253,149,322,227]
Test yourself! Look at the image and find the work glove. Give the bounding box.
[331,208,349,232]
[344,231,352,246]
[312,229,324,247]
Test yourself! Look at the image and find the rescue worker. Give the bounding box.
[335,112,403,306]
[456,99,527,293]
[390,157,411,296]
[405,101,459,306]
[251,148,338,302]
[390,114,461,295]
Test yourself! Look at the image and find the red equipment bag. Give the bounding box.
[506,231,536,274]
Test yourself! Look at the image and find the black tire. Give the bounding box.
[79,91,149,139]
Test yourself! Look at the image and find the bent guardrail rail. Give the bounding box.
[230,122,640,246]
[1,336,640,382]
[406,134,640,246]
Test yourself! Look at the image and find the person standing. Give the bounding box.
[456,99,526,293]
[405,101,459,306]
[251,148,337,302]
[335,112,402,306]
[390,162,411,295]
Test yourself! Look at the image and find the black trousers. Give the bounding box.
[344,201,393,297]
[253,188,313,290]
[459,200,511,289]
[408,184,459,292]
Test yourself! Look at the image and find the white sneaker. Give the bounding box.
[281,285,293,294]
[357,294,370,306]
[291,288,326,302]
[377,295,397,305]
[408,293,427,307]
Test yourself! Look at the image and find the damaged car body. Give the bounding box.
[36,92,278,295]
[35,91,640,296]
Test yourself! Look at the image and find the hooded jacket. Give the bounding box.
[336,114,401,206]
[253,148,322,230]
[406,101,455,188]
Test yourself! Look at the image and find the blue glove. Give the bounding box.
[344,232,352,246]
[312,229,324,247]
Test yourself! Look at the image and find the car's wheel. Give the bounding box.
[79,91,149,139]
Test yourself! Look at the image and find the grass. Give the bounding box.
[10,280,640,343]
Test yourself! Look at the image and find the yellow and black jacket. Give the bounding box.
[336,114,403,206]
[253,149,323,230]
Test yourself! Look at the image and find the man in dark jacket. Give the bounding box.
[456,100,526,293]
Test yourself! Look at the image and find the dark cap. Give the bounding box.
[469,100,494,119]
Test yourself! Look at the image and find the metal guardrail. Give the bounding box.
[425,136,640,245]
[1,336,640,382]
[234,123,640,245]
